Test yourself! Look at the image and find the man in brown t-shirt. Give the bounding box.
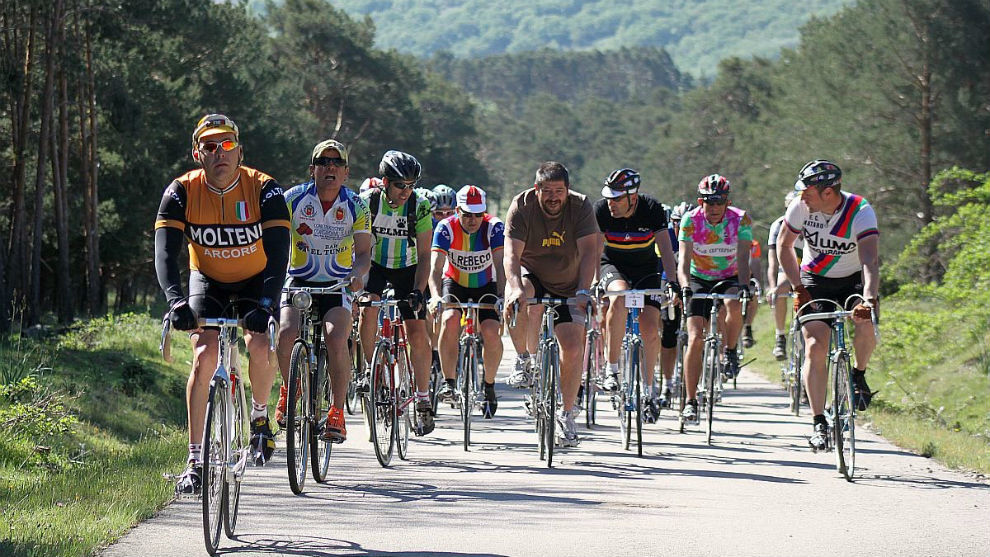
[503,161,599,447]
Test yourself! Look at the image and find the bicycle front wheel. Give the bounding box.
[312,346,333,482]
[675,333,687,434]
[458,343,473,451]
[395,344,412,460]
[346,336,363,415]
[634,343,643,457]
[224,373,248,537]
[201,381,226,555]
[833,351,856,481]
[544,343,560,468]
[286,341,310,494]
[703,340,718,445]
[583,330,601,428]
[369,343,395,467]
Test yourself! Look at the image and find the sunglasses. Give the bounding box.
[389,179,418,190]
[701,195,728,206]
[199,139,239,153]
[433,209,454,217]
[461,211,485,218]
[313,156,347,167]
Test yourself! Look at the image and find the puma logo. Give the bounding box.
[542,230,566,247]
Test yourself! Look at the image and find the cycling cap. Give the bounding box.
[602,168,641,199]
[432,184,456,209]
[697,174,731,199]
[360,177,383,192]
[415,187,438,210]
[795,159,841,190]
[311,139,348,165]
[379,150,422,183]
[456,185,487,213]
[192,114,238,145]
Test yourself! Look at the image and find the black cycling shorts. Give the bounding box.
[600,262,665,312]
[661,304,681,348]
[522,270,580,326]
[366,262,425,320]
[687,275,741,319]
[440,279,499,323]
[799,271,863,326]
[189,270,274,327]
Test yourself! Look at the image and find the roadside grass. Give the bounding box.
[0,313,190,557]
[747,295,990,477]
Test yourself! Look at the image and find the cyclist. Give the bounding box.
[360,177,383,193]
[766,190,802,360]
[776,160,879,452]
[741,239,765,348]
[274,139,371,443]
[155,114,289,494]
[432,184,457,224]
[429,185,505,418]
[676,174,752,422]
[359,150,436,435]
[595,169,677,424]
[503,161,600,447]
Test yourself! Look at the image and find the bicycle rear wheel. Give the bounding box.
[583,330,602,428]
[395,345,412,460]
[833,352,856,481]
[703,340,718,445]
[224,373,248,537]
[788,326,804,415]
[429,353,444,414]
[312,346,333,482]
[286,342,310,494]
[345,336,363,415]
[369,343,395,467]
[201,381,226,555]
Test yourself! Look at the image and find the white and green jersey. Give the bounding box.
[360,188,433,269]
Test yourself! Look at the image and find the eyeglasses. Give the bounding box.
[388,179,418,190]
[313,156,347,167]
[198,139,239,153]
[433,209,454,218]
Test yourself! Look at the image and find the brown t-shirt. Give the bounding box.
[505,188,599,295]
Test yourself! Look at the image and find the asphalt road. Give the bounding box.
[103,343,989,557]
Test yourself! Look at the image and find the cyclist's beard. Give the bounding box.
[540,197,563,217]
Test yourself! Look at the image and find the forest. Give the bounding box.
[1,0,989,330]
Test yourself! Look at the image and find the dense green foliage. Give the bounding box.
[324,0,850,76]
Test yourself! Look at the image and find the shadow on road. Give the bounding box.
[218,534,509,557]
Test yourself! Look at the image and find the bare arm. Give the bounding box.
[414,230,432,292]
[858,234,880,302]
[492,249,506,297]
[677,239,693,289]
[777,227,802,288]
[429,249,447,301]
[736,239,751,285]
[503,237,526,308]
[577,234,599,292]
[350,233,372,291]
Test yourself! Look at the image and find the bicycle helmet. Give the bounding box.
[601,168,641,199]
[432,184,456,209]
[359,177,382,192]
[697,174,731,198]
[379,150,422,184]
[670,201,690,223]
[795,159,841,190]
[415,187,437,211]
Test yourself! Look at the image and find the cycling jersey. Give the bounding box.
[678,205,753,280]
[285,182,370,282]
[155,166,289,283]
[432,214,505,288]
[595,194,667,271]
[784,191,878,278]
[768,215,804,251]
[361,189,432,269]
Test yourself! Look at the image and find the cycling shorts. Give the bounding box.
[440,279,500,323]
[367,262,425,320]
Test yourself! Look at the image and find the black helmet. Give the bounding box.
[602,168,641,198]
[796,159,841,190]
[379,150,422,184]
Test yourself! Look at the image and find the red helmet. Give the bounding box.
[697,174,731,200]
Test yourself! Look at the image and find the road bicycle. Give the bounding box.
[687,282,750,445]
[359,289,419,467]
[282,282,349,495]
[607,286,672,456]
[771,292,805,415]
[160,302,276,556]
[436,296,500,451]
[796,295,879,481]
[345,314,364,416]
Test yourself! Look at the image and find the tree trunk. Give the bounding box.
[80,6,102,316]
[53,4,73,324]
[28,2,60,325]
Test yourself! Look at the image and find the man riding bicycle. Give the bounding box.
[155,114,289,495]
[503,161,600,447]
[776,160,879,452]
[594,168,678,423]
[359,150,436,435]
[274,139,371,443]
[677,174,752,422]
[767,190,802,360]
[429,185,505,418]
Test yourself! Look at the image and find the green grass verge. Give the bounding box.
[0,313,191,557]
[746,295,990,476]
